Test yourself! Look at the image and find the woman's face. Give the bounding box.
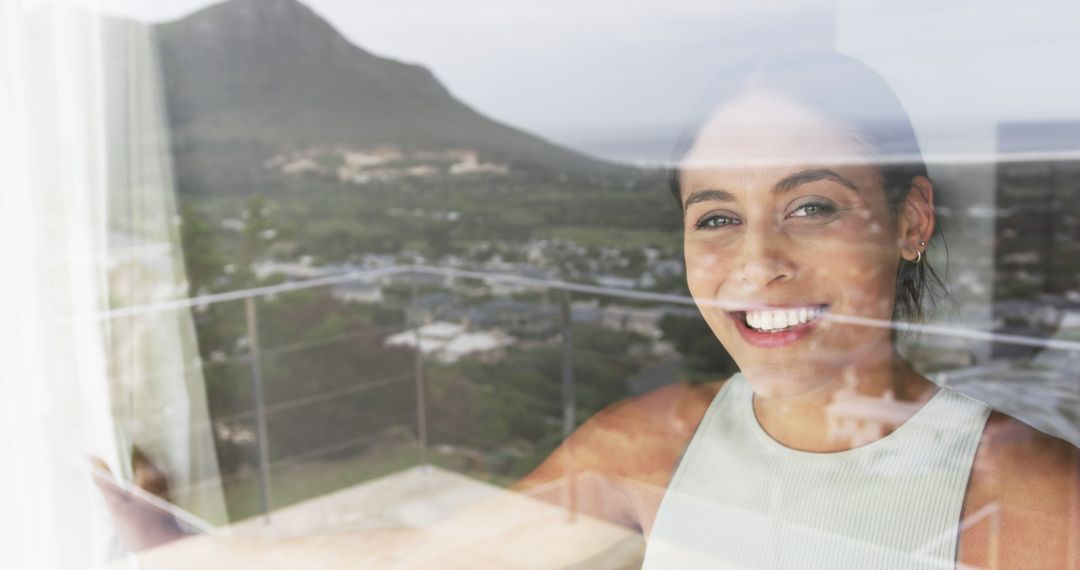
[680,92,917,397]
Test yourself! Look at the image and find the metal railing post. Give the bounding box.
[410,273,429,468]
[245,296,273,523]
[559,291,577,521]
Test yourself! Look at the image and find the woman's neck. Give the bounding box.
[750,352,938,453]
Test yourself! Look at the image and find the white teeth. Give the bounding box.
[760,310,777,330]
[744,306,824,332]
[774,312,788,329]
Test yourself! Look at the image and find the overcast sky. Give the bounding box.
[92,0,1080,164]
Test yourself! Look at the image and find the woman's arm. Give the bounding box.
[958,412,1080,569]
[512,380,725,535]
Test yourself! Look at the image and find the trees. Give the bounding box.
[659,314,739,382]
[426,325,645,480]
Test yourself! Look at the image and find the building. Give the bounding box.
[331,281,384,304]
[993,121,1080,357]
[461,299,560,340]
[600,305,664,340]
[383,321,513,363]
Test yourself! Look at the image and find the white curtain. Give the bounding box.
[0,1,225,567]
[99,7,227,528]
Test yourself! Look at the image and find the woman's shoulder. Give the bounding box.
[970,410,1078,493]
[578,377,729,480]
[958,409,1080,568]
[592,377,729,443]
[512,376,731,529]
[969,409,1078,498]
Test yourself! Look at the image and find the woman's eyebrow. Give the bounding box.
[682,188,735,213]
[681,169,857,215]
[772,168,859,194]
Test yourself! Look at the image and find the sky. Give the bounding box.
[90,0,1080,165]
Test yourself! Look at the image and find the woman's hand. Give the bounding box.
[89,455,191,552]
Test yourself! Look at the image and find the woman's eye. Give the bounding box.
[694,214,740,229]
[789,201,837,218]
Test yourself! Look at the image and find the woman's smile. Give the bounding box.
[729,304,829,348]
[737,305,827,331]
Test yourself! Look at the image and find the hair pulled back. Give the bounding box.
[669,53,945,321]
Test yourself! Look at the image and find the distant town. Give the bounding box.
[265,145,510,185]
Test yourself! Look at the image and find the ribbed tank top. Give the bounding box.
[642,374,991,570]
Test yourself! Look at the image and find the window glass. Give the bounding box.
[4,0,1078,568]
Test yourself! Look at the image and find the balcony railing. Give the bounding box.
[91,264,1080,530]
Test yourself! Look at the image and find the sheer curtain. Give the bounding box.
[0,1,224,567]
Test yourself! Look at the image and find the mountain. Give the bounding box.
[153,0,619,193]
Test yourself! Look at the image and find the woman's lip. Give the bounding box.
[729,303,827,312]
[729,306,827,348]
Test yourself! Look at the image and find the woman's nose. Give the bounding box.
[732,226,798,289]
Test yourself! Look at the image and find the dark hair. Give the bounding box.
[668,53,945,322]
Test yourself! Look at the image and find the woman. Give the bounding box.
[515,54,1080,569]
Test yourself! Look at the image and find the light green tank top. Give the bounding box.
[642,374,991,569]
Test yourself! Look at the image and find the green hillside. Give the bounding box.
[154,0,625,195]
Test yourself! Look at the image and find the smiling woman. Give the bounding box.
[676,69,938,397]
[514,54,1080,569]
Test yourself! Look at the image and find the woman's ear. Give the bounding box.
[897,175,935,260]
